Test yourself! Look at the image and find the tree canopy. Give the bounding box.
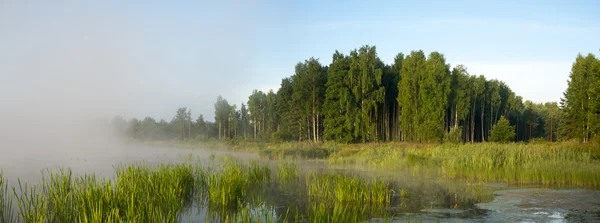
[113,46,600,144]
[490,116,516,143]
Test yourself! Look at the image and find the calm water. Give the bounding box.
[1,143,599,222]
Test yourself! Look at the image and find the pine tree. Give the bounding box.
[490,116,515,143]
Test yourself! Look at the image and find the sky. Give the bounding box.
[1,0,599,123]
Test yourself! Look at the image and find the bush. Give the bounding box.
[270,131,292,143]
[528,137,548,144]
[443,127,463,144]
[489,116,516,143]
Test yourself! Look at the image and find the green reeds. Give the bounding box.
[3,155,403,222]
[0,172,13,223]
[329,143,600,188]
[225,202,280,223]
[308,202,368,223]
[207,157,272,209]
[277,162,299,184]
[306,172,392,205]
[10,163,199,223]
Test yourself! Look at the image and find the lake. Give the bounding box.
[1,143,599,222]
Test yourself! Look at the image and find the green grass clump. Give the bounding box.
[307,202,368,223]
[9,163,200,223]
[306,172,392,205]
[207,157,272,209]
[0,172,14,223]
[257,142,333,160]
[224,202,281,223]
[277,162,299,184]
[114,163,197,221]
[208,162,250,209]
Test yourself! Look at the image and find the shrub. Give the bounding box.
[443,127,463,144]
[489,116,516,143]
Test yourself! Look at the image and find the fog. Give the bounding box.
[0,1,260,179]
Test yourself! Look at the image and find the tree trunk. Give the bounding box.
[471,100,476,143]
[549,114,553,142]
[481,101,485,142]
[316,112,320,142]
[218,120,222,140]
[307,116,311,142]
[455,104,459,129]
[516,116,519,141]
[253,118,256,139]
[299,119,302,142]
[313,108,317,143]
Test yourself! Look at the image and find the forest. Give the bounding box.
[113,46,600,144]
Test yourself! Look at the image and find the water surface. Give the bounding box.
[2,144,599,222]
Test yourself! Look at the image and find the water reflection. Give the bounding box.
[1,145,599,222]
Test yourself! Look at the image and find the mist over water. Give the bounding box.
[0,1,260,181]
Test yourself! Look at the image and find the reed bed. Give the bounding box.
[306,172,392,205]
[0,172,14,223]
[1,155,400,222]
[329,143,600,188]
[276,162,299,184]
[7,163,198,223]
[206,157,271,209]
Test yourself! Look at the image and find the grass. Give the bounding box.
[206,156,271,209]
[7,163,199,223]
[0,152,505,222]
[136,137,600,188]
[306,172,393,205]
[308,201,368,223]
[177,140,600,188]
[328,142,600,188]
[0,171,14,223]
[276,162,299,184]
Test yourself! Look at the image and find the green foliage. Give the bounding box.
[489,116,516,143]
[329,143,600,188]
[276,162,299,184]
[0,172,14,223]
[9,164,198,223]
[207,157,271,209]
[560,53,600,142]
[443,127,463,144]
[113,47,599,145]
[323,51,355,143]
[257,143,331,160]
[306,172,392,205]
[397,51,451,142]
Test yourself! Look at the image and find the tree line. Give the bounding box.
[113,46,600,143]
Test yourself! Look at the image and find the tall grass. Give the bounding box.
[306,172,392,205]
[209,202,283,223]
[9,163,199,223]
[207,157,271,209]
[0,172,13,223]
[277,162,299,184]
[2,155,402,222]
[329,143,600,188]
[257,142,334,160]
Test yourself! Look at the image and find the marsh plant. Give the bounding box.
[7,163,198,223]
[207,157,271,209]
[306,172,393,205]
[1,172,14,223]
[1,155,403,222]
[329,143,600,188]
[276,162,299,184]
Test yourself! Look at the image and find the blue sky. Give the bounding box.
[1,0,599,121]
